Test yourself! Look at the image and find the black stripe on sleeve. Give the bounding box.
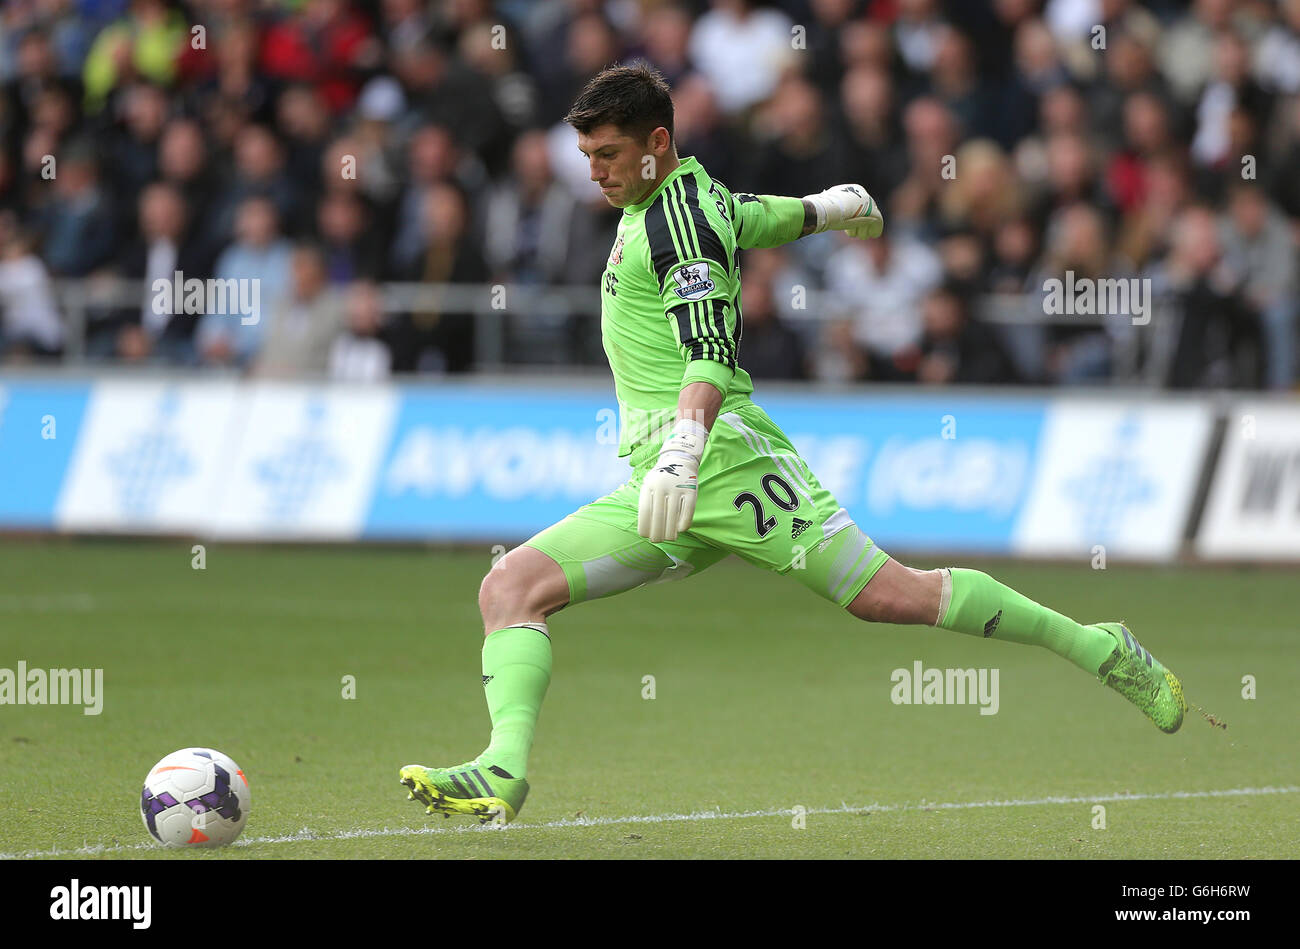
[644,195,680,295]
[677,175,730,275]
[669,303,708,362]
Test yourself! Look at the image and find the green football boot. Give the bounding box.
[1093,622,1186,734]
[398,760,529,825]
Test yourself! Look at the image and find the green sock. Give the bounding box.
[479,624,552,779]
[937,568,1116,676]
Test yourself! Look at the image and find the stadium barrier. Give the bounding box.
[2,372,1292,561]
[40,278,1172,379]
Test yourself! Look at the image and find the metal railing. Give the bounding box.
[35,278,1173,382]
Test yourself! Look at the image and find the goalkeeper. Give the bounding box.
[400,64,1185,825]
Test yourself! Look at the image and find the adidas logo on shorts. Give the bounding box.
[791,517,812,540]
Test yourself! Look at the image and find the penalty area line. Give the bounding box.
[3,785,1296,859]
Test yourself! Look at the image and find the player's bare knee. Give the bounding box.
[478,548,568,631]
[847,562,940,625]
[849,585,908,624]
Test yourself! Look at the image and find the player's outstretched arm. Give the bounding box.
[637,381,721,544]
[800,184,885,239]
[730,186,884,249]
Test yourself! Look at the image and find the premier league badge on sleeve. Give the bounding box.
[671,262,715,301]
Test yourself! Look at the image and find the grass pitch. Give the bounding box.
[0,538,1296,859]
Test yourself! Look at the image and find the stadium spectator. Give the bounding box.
[258,0,379,115]
[195,195,293,369]
[638,3,695,90]
[32,142,116,277]
[890,96,960,240]
[736,248,807,380]
[349,75,407,208]
[483,129,579,286]
[207,123,304,250]
[392,35,510,173]
[379,0,435,56]
[6,28,82,147]
[389,123,483,278]
[1190,30,1271,172]
[688,0,794,117]
[540,11,623,125]
[1218,182,1299,389]
[748,75,853,200]
[839,16,894,74]
[671,71,736,186]
[1106,91,1175,216]
[926,25,1000,144]
[0,0,1292,391]
[107,82,169,234]
[156,117,222,264]
[809,317,868,382]
[1154,204,1263,389]
[190,17,273,131]
[1029,131,1113,232]
[915,282,1021,385]
[838,66,908,207]
[824,229,944,381]
[894,0,946,77]
[0,215,63,360]
[799,0,859,101]
[1267,94,1300,221]
[987,215,1040,294]
[317,188,383,284]
[1115,150,1190,270]
[1089,29,1169,157]
[81,0,185,113]
[330,279,393,382]
[255,242,347,377]
[390,181,484,373]
[1255,0,1300,95]
[1158,0,1238,105]
[276,84,333,206]
[998,17,1068,151]
[456,17,542,135]
[103,180,214,364]
[937,138,1022,241]
[1029,203,1131,383]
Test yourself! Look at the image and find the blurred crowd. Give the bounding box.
[0,0,1297,388]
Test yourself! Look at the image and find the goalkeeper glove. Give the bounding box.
[802,184,884,239]
[637,418,708,543]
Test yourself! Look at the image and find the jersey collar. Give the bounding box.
[623,155,698,215]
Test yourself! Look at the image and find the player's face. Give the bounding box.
[577,126,662,208]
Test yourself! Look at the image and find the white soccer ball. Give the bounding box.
[140,748,251,848]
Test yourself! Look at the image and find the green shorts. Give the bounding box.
[524,401,888,609]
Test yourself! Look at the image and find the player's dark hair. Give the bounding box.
[563,61,674,148]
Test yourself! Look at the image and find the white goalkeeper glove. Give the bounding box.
[802,184,884,239]
[637,418,708,543]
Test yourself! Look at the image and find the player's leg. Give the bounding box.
[478,544,570,633]
[699,402,1185,734]
[841,554,1186,733]
[399,545,567,824]
[401,483,725,823]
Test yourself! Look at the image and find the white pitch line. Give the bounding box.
[3,785,1296,860]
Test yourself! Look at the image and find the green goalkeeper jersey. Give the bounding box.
[601,155,807,464]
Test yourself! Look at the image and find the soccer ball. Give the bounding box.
[140,748,250,848]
